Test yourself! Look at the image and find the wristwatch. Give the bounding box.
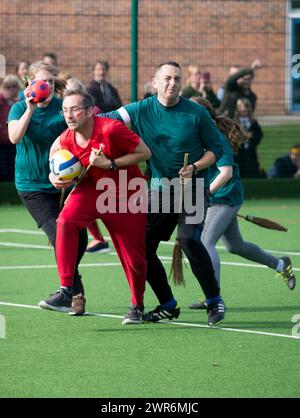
[108,158,117,170]
[192,163,198,174]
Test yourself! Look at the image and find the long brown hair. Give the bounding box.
[26,61,66,97]
[190,96,246,152]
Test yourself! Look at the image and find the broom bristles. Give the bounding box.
[237,213,288,232]
[169,239,185,286]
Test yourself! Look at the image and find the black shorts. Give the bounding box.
[18,191,61,228]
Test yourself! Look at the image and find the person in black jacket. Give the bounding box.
[268,144,300,178]
[234,98,266,178]
[219,59,263,118]
[86,61,122,112]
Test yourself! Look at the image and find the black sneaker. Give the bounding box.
[122,304,144,325]
[189,300,207,310]
[207,299,226,327]
[86,241,110,254]
[277,257,296,290]
[143,304,180,323]
[38,290,72,313]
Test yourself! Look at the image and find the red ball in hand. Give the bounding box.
[29,80,51,103]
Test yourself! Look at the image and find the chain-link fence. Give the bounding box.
[1,0,300,179]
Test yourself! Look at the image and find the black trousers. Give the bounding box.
[19,191,88,294]
[146,187,220,305]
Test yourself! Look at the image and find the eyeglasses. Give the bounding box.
[5,85,18,89]
[62,106,88,114]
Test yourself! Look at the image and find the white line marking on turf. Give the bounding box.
[0,301,299,340]
[0,229,300,256]
[0,242,51,250]
[0,240,300,271]
[0,257,299,271]
[0,229,44,235]
[0,262,131,270]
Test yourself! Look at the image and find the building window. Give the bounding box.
[291,0,300,10]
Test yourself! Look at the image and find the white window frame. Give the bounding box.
[287,0,300,112]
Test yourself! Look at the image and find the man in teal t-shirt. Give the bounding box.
[102,62,226,326]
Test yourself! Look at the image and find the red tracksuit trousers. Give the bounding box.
[56,180,147,307]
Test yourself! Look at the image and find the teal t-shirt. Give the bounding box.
[209,133,244,206]
[8,96,67,192]
[102,96,223,187]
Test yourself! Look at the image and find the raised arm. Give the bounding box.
[8,86,37,144]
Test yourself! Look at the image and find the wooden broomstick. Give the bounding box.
[59,144,104,210]
[237,214,288,232]
[169,153,189,286]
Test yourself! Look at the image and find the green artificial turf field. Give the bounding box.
[0,200,300,398]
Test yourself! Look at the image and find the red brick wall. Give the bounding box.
[0,0,287,114]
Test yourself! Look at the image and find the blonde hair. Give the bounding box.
[187,65,201,81]
[57,70,73,82]
[66,77,86,92]
[26,61,66,96]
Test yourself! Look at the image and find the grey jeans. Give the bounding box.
[201,204,279,285]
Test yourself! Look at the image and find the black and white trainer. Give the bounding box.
[143,304,180,323]
[207,299,226,327]
[277,257,296,290]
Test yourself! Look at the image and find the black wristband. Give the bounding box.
[108,159,117,170]
[192,163,198,173]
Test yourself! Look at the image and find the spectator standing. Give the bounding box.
[87,61,122,112]
[43,52,58,68]
[217,65,240,102]
[15,60,29,100]
[234,98,265,178]
[219,59,263,118]
[181,65,201,98]
[0,75,20,180]
[198,72,220,109]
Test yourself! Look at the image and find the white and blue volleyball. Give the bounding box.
[50,149,82,181]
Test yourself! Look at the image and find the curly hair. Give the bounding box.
[190,96,246,153]
[26,61,66,97]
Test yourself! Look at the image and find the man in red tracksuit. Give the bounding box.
[39,89,151,324]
